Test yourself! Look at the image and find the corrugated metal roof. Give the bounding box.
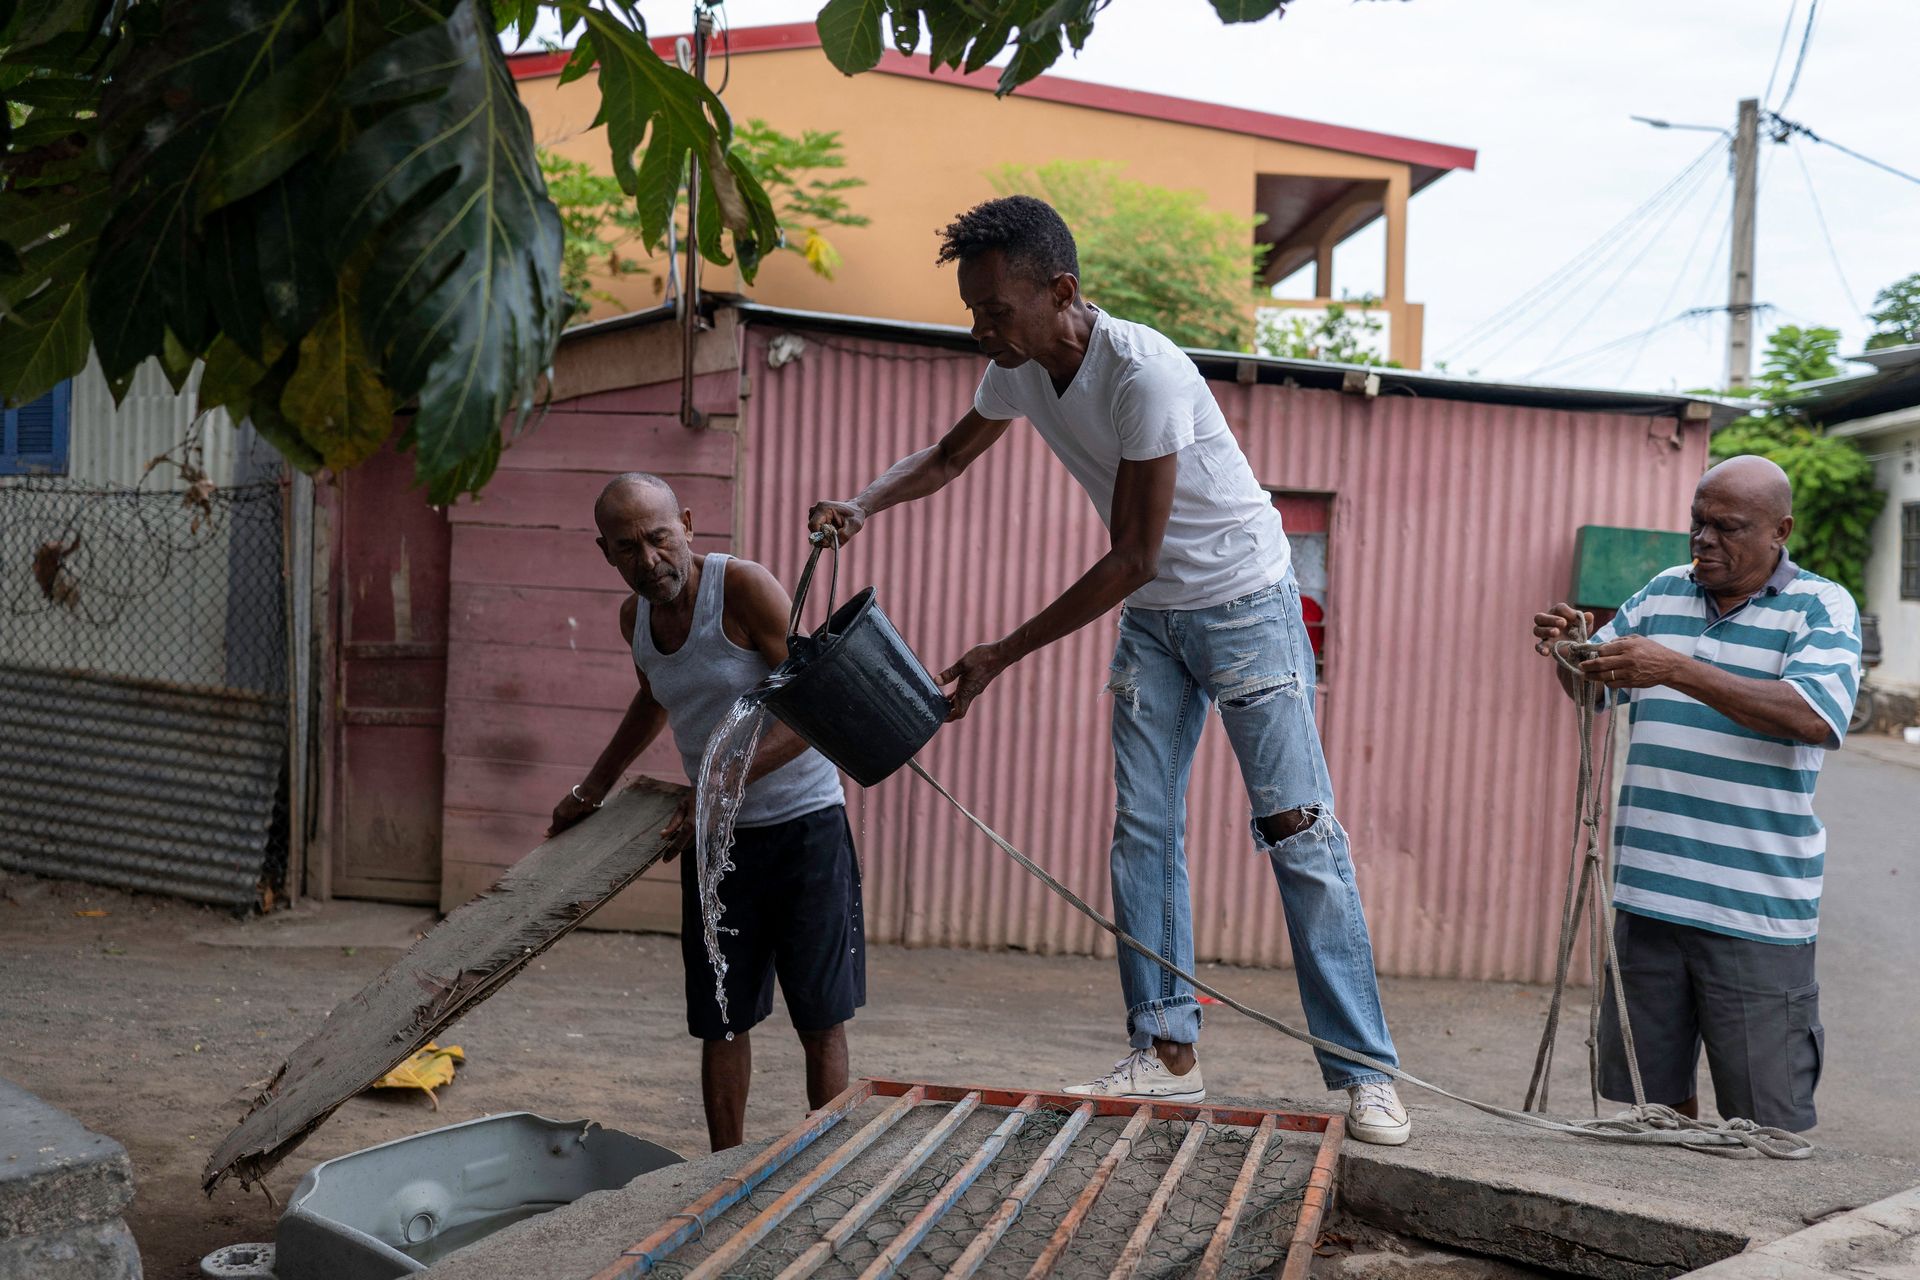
[0,665,284,907]
[572,299,1737,426]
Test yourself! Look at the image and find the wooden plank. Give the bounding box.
[442,701,686,775]
[499,412,736,476]
[448,583,633,654]
[205,783,684,1192]
[442,757,662,819]
[439,857,682,933]
[443,698,622,769]
[546,312,737,405]
[444,639,637,712]
[450,526,729,590]
[445,470,734,533]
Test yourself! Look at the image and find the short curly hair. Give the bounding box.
[935,195,1079,285]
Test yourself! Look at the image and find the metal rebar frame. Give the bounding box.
[593,1078,1344,1280]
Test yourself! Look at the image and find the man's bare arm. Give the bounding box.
[808,409,1013,543]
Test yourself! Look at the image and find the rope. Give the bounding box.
[902,756,1812,1160]
[1526,626,1644,1116]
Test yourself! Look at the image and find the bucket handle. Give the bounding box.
[787,528,841,640]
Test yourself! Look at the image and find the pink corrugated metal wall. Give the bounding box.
[740,324,1708,983]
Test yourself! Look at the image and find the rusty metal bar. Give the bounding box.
[942,1102,1093,1280]
[1193,1114,1277,1280]
[774,1092,984,1280]
[593,1080,876,1279]
[861,1078,1328,1135]
[1024,1104,1151,1280]
[1279,1114,1345,1280]
[856,1095,1042,1280]
[682,1087,928,1280]
[1106,1109,1212,1280]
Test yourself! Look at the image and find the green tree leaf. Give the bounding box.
[817,0,887,75]
[280,279,393,473]
[327,0,565,501]
[89,0,333,379]
[1209,0,1286,21]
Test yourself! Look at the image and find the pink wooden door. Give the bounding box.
[332,444,450,902]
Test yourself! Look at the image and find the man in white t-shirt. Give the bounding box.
[808,196,1408,1144]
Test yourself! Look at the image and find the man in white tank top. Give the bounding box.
[809,197,1408,1145]
[550,473,865,1152]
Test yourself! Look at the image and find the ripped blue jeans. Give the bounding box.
[1107,574,1398,1089]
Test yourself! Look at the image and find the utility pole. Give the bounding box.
[1725,97,1760,390]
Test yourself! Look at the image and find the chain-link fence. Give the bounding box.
[0,477,290,908]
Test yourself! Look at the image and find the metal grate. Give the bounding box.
[596,1079,1342,1280]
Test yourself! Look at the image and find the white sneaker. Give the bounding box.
[1345,1080,1411,1145]
[1064,1049,1205,1104]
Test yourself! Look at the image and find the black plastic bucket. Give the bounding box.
[762,536,949,787]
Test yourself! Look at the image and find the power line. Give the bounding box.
[1437,137,1725,362]
[1524,307,1726,382]
[1770,112,1920,186]
[1788,136,1860,317]
[1775,0,1819,113]
[1520,152,1722,374]
[1621,169,1732,386]
[1761,0,1800,108]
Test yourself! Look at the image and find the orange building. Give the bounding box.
[510,23,1474,367]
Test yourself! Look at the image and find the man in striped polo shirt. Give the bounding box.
[1533,455,1860,1131]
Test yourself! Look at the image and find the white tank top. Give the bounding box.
[632,554,844,827]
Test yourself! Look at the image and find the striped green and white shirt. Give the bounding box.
[1594,555,1860,945]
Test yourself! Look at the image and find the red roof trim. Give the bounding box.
[506,22,1474,174]
[869,51,1475,172]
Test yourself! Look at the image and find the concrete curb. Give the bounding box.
[1683,1186,1920,1277]
[0,1080,134,1238]
[0,1080,141,1280]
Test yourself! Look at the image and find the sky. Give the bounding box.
[596,0,1920,393]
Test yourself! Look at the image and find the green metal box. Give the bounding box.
[1571,525,1689,610]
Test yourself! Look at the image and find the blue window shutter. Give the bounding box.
[1,380,72,475]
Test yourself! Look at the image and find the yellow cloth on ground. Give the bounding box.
[370,1043,465,1108]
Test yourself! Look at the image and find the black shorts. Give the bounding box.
[680,804,866,1041]
[1598,910,1822,1131]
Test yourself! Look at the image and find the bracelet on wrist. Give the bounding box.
[571,783,604,809]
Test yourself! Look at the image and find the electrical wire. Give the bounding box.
[1525,307,1727,382]
[1436,137,1726,364]
[1761,0,1800,108]
[1770,113,1920,186]
[1521,152,1722,374]
[1775,0,1819,114]
[1620,169,1732,386]
[1788,136,1860,317]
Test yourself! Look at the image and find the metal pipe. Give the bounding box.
[683,1088,927,1280]
[857,1095,1041,1280]
[1193,1114,1276,1280]
[1106,1109,1212,1280]
[943,1102,1092,1280]
[679,4,713,430]
[1024,1105,1151,1280]
[593,1079,874,1279]
[774,1091,983,1280]
[1279,1115,1345,1280]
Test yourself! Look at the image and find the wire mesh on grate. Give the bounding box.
[0,478,290,907]
[649,1100,1312,1280]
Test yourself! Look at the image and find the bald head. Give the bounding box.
[595,472,678,527]
[1689,454,1794,602]
[594,472,693,603]
[1697,454,1793,524]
